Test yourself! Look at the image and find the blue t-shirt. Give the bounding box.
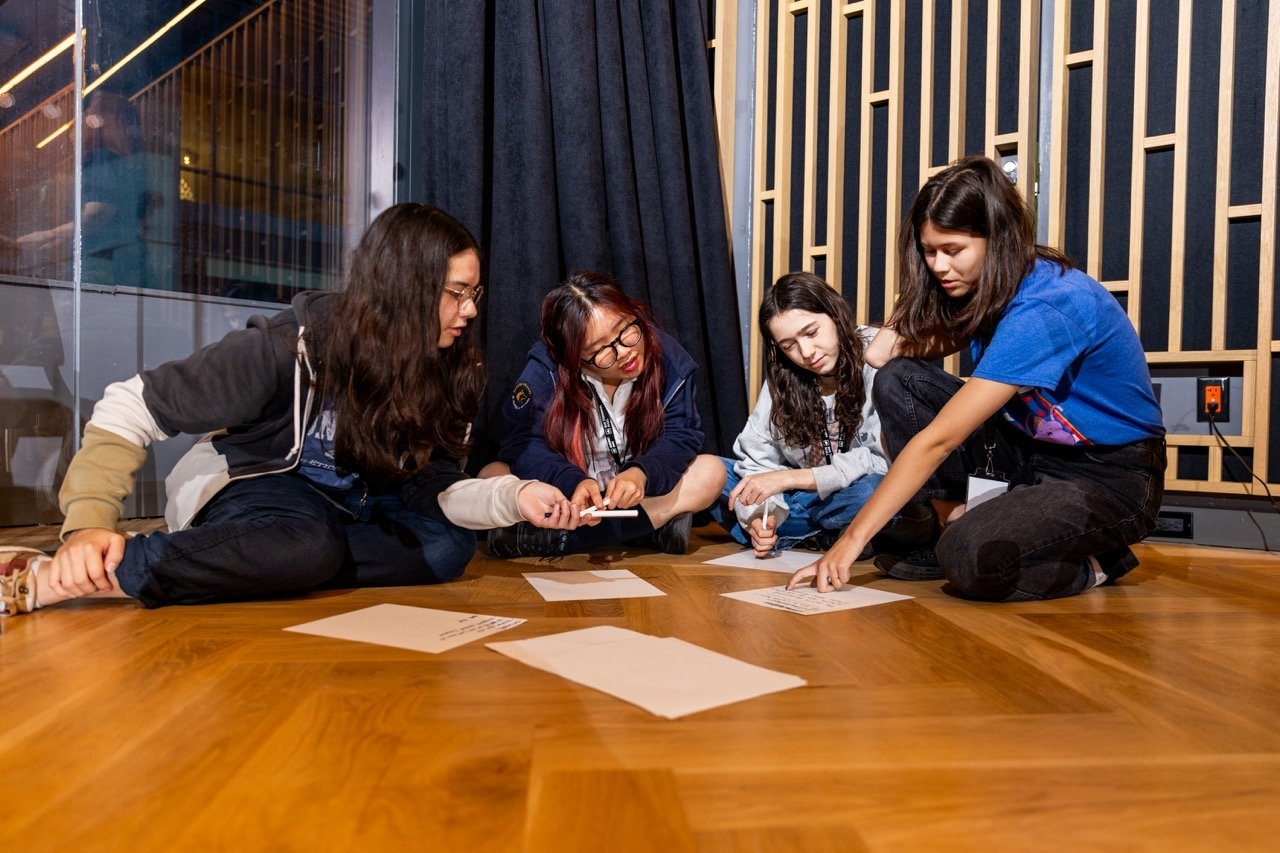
[970,260,1164,446]
[298,406,359,489]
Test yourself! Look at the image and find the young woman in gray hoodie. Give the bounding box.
[712,273,930,557]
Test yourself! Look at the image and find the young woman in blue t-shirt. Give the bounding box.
[789,155,1166,601]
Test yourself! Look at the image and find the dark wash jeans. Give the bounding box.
[114,472,475,607]
[709,456,883,550]
[873,358,1167,601]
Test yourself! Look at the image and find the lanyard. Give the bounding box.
[593,391,626,470]
[817,400,849,465]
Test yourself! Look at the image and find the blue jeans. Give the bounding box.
[114,472,475,607]
[709,457,883,551]
[874,357,1167,601]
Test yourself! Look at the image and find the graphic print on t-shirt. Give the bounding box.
[1006,389,1089,445]
[299,406,358,489]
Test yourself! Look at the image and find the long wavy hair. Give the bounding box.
[891,155,1071,349]
[317,203,484,485]
[540,271,665,473]
[760,272,867,452]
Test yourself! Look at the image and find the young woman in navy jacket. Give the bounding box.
[483,271,725,557]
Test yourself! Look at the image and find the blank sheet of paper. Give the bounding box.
[722,584,912,614]
[285,603,524,653]
[487,625,806,719]
[522,569,665,601]
[703,548,818,574]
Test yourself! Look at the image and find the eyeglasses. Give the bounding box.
[444,284,484,307]
[583,320,643,369]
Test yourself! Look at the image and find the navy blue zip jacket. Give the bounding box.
[497,329,704,499]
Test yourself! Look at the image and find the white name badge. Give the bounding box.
[966,474,1009,511]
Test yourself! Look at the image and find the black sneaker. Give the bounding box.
[486,523,570,558]
[796,530,874,561]
[636,511,693,554]
[874,548,944,580]
[796,530,841,552]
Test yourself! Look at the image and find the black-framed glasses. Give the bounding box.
[583,319,643,368]
[444,284,484,307]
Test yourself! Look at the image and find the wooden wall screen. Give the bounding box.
[712,0,1280,498]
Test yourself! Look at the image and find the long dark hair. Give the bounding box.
[318,203,484,485]
[891,155,1071,348]
[760,272,867,452]
[540,271,665,472]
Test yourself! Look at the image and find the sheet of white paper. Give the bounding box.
[703,548,818,574]
[486,625,805,719]
[522,569,666,601]
[284,603,524,653]
[722,584,912,614]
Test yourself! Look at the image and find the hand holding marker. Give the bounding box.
[758,496,779,558]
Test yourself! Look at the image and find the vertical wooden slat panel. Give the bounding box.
[1085,1,1108,278]
[1211,1,1236,353]
[748,1,776,402]
[1047,0,1069,248]
[919,0,937,180]
[1165,0,1192,353]
[799,1,820,269]
[1255,1,1280,486]
[1126,0,1150,330]
[826,5,851,291]
[855,0,875,322]
[947,0,967,162]
[882,0,904,309]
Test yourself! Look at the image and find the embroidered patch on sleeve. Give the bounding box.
[512,381,532,409]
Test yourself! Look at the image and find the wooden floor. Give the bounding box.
[2,521,1278,851]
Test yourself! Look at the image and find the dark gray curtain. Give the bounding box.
[416,0,747,467]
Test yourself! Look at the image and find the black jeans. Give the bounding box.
[873,358,1167,601]
[114,472,475,607]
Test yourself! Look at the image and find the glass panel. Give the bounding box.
[0,0,371,525]
[0,0,77,525]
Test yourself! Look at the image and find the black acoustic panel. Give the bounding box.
[873,0,890,92]
[1221,447,1253,483]
[870,103,889,323]
[1177,446,1209,480]
[1226,218,1261,351]
[900,0,923,212]
[964,0,988,155]
[1179,0,1222,352]
[1229,0,1268,205]
[1140,148,1175,351]
[1271,356,1280,483]
[763,200,775,290]
[840,12,864,304]
[996,0,1020,136]
[789,11,809,273]
[1063,66,1092,270]
[1145,0,1178,137]
[1101,0,1137,282]
[931,0,953,167]
[815,254,827,280]
[765,0,780,190]
[814,0,832,247]
[1070,0,1095,53]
